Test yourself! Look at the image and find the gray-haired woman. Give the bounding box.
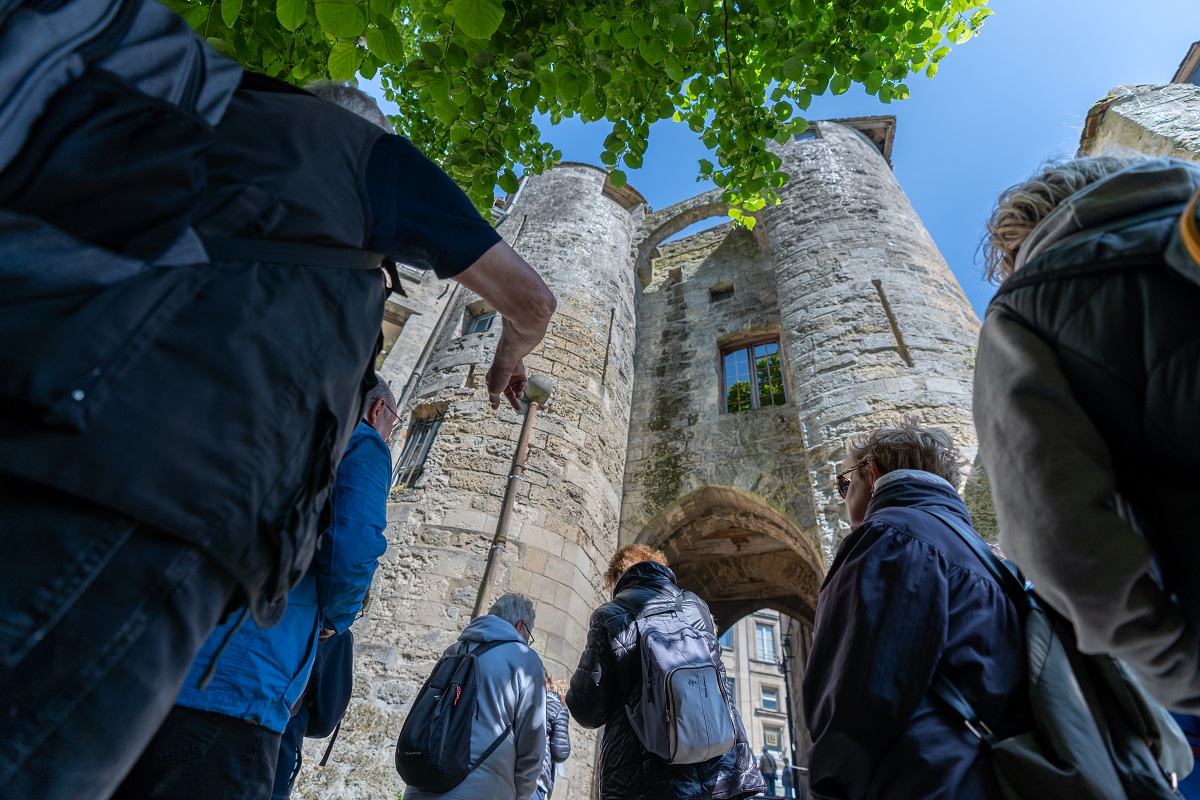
[975,153,1200,712]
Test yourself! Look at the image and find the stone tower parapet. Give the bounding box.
[1078,83,1200,162]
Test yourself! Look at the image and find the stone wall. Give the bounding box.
[376,268,456,399]
[1078,83,1200,162]
[294,165,642,800]
[765,123,982,562]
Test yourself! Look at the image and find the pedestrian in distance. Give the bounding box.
[759,746,777,797]
[780,755,794,799]
[404,594,547,800]
[975,153,1200,712]
[114,377,399,800]
[0,9,556,794]
[533,676,571,800]
[803,418,1031,800]
[566,544,765,800]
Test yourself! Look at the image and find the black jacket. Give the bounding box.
[975,158,1200,710]
[566,561,765,800]
[538,689,571,797]
[803,471,1030,800]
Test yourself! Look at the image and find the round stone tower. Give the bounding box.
[764,119,982,558]
[294,164,643,800]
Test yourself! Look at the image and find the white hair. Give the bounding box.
[362,373,396,418]
[488,593,535,632]
[304,80,392,133]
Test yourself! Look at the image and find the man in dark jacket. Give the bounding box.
[567,544,764,800]
[803,419,1030,800]
[0,20,556,798]
[534,677,571,799]
[976,154,1200,712]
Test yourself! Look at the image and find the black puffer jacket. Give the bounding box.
[566,561,764,800]
[538,689,571,797]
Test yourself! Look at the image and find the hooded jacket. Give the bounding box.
[975,157,1200,711]
[566,561,765,800]
[406,615,547,800]
[803,470,1030,800]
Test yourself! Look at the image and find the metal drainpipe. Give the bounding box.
[472,399,540,617]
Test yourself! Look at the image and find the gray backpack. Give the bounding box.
[624,594,737,765]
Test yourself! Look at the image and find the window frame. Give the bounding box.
[392,412,444,488]
[721,337,788,414]
[755,622,777,662]
[465,310,497,335]
[761,685,779,712]
[718,628,733,650]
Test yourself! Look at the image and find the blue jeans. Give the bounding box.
[0,477,235,799]
[763,774,777,796]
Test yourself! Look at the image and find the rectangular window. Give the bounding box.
[393,412,444,488]
[761,686,779,712]
[755,623,776,662]
[722,339,787,413]
[718,628,733,649]
[466,311,497,334]
[763,725,781,749]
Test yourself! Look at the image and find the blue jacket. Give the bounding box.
[803,470,1030,800]
[175,421,390,732]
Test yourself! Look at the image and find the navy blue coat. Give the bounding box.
[803,470,1030,800]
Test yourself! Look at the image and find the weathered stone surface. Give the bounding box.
[1078,83,1200,161]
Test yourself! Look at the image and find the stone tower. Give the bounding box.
[294,117,982,800]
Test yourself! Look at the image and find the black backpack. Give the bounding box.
[923,507,1193,800]
[395,640,515,792]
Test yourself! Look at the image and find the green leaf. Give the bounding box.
[276,0,306,31]
[625,151,642,169]
[638,38,666,64]
[365,21,406,62]
[181,3,209,29]
[419,41,443,62]
[314,0,366,38]
[614,26,637,49]
[498,169,520,194]
[447,0,505,40]
[608,169,627,189]
[830,73,851,94]
[433,99,460,123]
[782,55,806,82]
[668,13,694,48]
[327,41,363,79]
[221,0,242,28]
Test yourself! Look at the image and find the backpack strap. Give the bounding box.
[201,237,384,271]
[635,591,684,621]
[469,721,513,770]
[917,507,1029,745]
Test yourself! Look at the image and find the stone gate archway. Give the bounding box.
[634,485,822,631]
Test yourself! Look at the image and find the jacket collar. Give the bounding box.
[612,560,678,599]
[1017,157,1200,272]
[864,469,972,526]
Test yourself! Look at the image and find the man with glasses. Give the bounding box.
[115,376,397,800]
[803,418,1030,800]
[406,593,547,800]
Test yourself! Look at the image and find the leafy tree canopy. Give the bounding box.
[163,0,992,215]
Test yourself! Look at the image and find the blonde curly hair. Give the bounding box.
[981,154,1145,284]
[604,544,668,590]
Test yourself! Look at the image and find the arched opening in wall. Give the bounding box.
[661,214,734,244]
[635,485,822,632]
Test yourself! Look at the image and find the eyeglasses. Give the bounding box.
[520,621,535,647]
[836,462,870,499]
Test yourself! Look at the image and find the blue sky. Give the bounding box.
[369,1,1200,315]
